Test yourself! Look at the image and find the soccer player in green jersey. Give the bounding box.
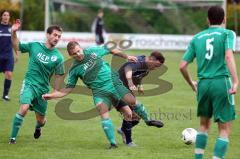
[179,6,238,159]
[9,20,65,144]
[43,41,163,149]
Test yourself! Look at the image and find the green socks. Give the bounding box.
[195,132,208,159]
[133,103,150,122]
[195,133,229,159]
[101,119,116,145]
[213,137,229,159]
[10,113,24,139]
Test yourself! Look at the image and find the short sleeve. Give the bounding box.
[85,46,110,57]
[225,30,236,51]
[66,70,78,88]
[55,56,65,75]
[19,42,33,53]
[182,39,196,63]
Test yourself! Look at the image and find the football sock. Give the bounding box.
[121,120,133,144]
[213,137,229,159]
[133,103,150,122]
[3,79,11,97]
[101,118,116,145]
[195,132,208,159]
[10,113,24,139]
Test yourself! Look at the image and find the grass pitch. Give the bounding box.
[0,49,239,159]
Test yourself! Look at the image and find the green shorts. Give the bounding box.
[19,81,48,116]
[92,75,130,109]
[197,77,236,123]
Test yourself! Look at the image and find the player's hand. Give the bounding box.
[42,94,53,100]
[229,83,238,94]
[138,85,144,95]
[127,55,137,62]
[12,19,21,32]
[128,82,137,91]
[191,80,198,92]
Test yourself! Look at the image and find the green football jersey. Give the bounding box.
[19,42,65,93]
[183,26,236,79]
[66,46,115,89]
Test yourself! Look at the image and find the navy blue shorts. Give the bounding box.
[0,57,14,72]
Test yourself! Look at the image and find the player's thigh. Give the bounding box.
[118,105,132,121]
[212,77,236,123]
[197,80,213,118]
[32,96,48,116]
[19,81,35,108]
[92,90,112,117]
[0,58,7,73]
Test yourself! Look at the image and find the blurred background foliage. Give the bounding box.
[0,0,240,35]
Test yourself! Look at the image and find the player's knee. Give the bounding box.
[5,71,13,80]
[128,100,136,107]
[19,105,29,117]
[123,112,132,121]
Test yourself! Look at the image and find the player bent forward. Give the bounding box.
[43,41,163,149]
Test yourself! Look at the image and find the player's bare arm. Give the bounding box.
[42,87,73,100]
[53,74,65,91]
[11,19,21,52]
[124,65,136,90]
[225,49,239,94]
[179,60,197,92]
[110,48,137,62]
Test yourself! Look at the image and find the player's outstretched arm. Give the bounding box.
[124,65,136,90]
[53,75,65,91]
[42,87,73,100]
[110,49,137,62]
[11,19,21,52]
[179,60,197,92]
[225,49,239,94]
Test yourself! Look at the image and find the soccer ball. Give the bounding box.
[181,128,197,145]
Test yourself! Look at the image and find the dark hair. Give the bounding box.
[208,6,224,25]
[1,10,10,17]
[0,10,10,22]
[46,25,63,34]
[150,51,165,64]
[67,41,79,55]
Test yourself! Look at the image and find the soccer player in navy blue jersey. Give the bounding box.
[116,51,165,146]
[0,10,19,101]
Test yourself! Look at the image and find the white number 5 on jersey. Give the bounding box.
[205,38,214,60]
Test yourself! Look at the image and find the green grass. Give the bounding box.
[0,49,239,159]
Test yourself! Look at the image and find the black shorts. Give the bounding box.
[114,91,135,111]
[0,57,14,72]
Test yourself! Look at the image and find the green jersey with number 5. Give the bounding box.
[183,26,236,79]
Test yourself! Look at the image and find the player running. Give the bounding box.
[9,20,65,144]
[116,51,165,146]
[179,6,238,159]
[43,41,163,149]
